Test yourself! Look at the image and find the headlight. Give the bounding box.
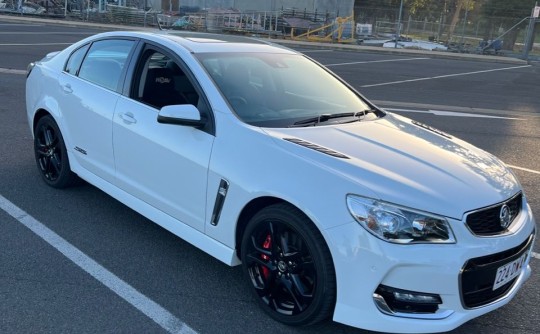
[346,195,456,244]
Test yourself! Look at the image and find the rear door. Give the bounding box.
[58,38,136,183]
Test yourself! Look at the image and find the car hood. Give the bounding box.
[263,113,520,219]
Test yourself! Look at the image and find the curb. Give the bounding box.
[0,13,529,65]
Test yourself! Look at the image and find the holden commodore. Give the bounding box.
[25,31,536,333]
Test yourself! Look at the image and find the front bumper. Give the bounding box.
[324,201,536,333]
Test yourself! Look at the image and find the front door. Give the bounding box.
[113,46,214,231]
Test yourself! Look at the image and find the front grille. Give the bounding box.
[465,193,522,236]
[460,233,534,308]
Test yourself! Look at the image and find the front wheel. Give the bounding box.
[241,203,336,326]
[33,115,78,188]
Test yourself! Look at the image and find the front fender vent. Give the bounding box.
[283,138,349,159]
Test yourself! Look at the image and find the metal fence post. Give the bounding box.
[523,3,538,60]
[459,0,471,52]
[394,0,404,48]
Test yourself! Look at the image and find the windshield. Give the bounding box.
[196,52,376,127]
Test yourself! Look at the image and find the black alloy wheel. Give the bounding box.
[241,203,336,326]
[34,115,77,188]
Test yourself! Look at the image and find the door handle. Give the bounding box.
[119,112,137,125]
[62,84,73,94]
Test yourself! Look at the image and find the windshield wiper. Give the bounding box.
[290,110,375,127]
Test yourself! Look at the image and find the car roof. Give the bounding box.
[94,30,297,55]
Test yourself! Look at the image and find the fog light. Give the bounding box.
[393,291,441,304]
[374,285,442,314]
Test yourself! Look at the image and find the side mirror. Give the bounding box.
[157,104,206,128]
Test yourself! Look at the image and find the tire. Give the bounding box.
[33,115,78,188]
[241,203,336,326]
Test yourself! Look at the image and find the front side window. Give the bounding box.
[197,52,374,127]
[133,49,199,110]
[78,39,135,92]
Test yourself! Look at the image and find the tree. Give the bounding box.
[446,0,477,41]
[354,0,479,41]
[407,0,444,18]
[399,0,479,42]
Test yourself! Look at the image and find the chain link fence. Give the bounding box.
[0,1,300,32]
[1,0,538,59]
[0,1,346,36]
[0,1,162,26]
[374,15,538,56]
[354,2,539,58]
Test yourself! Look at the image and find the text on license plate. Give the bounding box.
[493,252,529,291]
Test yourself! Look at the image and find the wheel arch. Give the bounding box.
[29,91,63,135]
[235,196,284,258]
[32,106,72,154]
[33,109,52,133]
[234,196,332,261]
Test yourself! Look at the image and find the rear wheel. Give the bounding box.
[241,203,336,326]
[34,115,78,188]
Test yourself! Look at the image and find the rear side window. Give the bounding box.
[65,44,89,75]
[78,39,135,92]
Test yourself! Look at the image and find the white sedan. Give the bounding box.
[26,31,536,333]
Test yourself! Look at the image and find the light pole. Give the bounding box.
[395,0,404,48]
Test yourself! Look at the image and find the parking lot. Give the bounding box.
[0,17,539,334]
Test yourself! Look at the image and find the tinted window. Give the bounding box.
[65,44,89,75]
[134,50,199,110]
[197,53,372,127]
[78,39,135,92]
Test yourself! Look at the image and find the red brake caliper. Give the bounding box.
[261,234,272,279]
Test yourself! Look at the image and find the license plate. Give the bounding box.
[493,252,529,291]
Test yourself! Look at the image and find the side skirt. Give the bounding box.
[72,161,240,266]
